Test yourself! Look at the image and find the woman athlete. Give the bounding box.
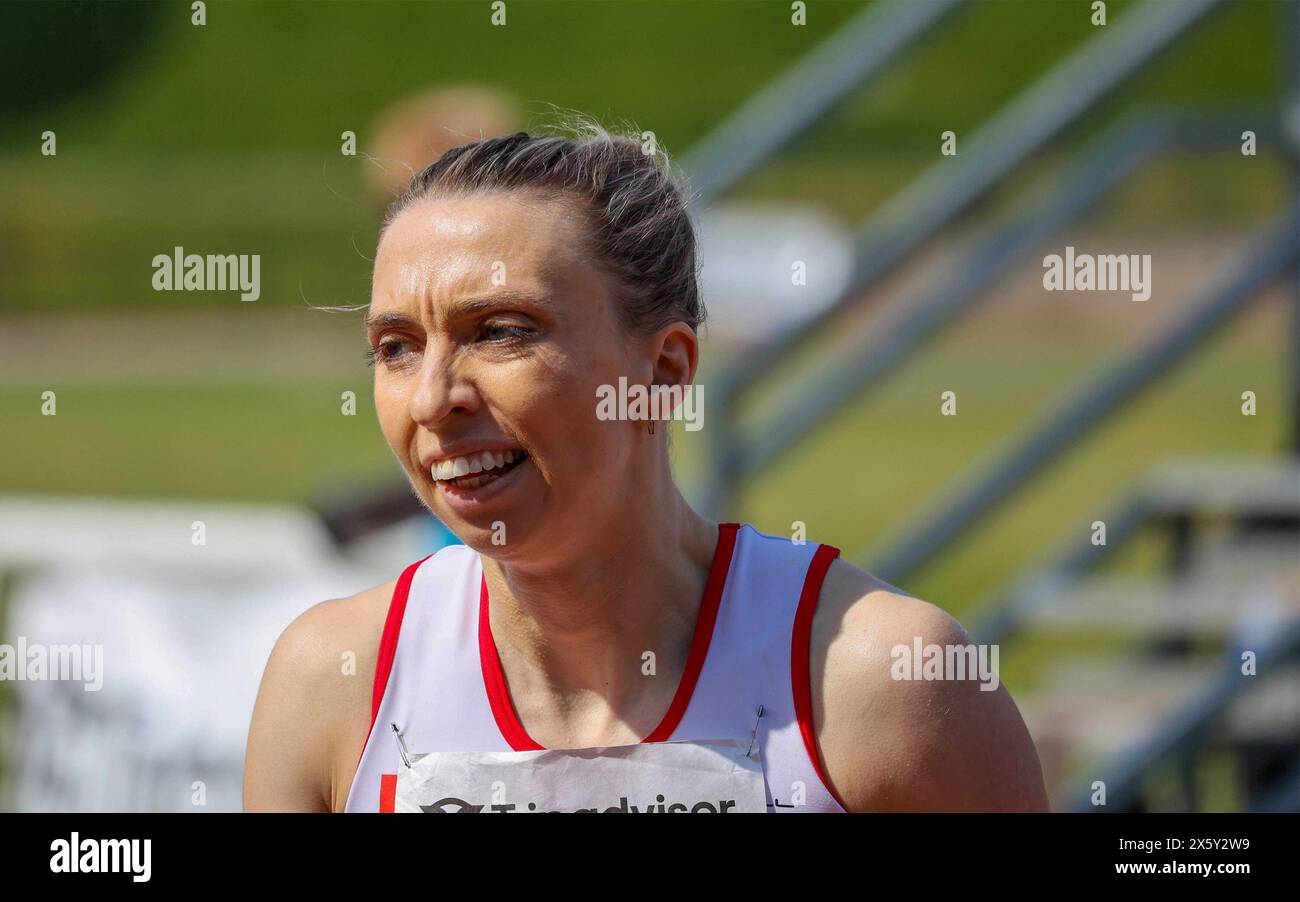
[243,121,1049,813]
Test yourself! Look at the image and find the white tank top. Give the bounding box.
[344,523,848,813]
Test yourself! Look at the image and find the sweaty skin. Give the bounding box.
[243,189,1050,813]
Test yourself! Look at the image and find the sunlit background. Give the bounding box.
[1,0,1297,812]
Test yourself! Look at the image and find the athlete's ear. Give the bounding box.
[647,321,698,392]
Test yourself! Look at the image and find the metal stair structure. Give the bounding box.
[970,460,1300,810]
[682,0,1300,812]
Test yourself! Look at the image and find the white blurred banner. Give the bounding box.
[0,497,427,812]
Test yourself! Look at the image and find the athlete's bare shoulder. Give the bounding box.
[243,578,397,812]
[809,557,1050,812]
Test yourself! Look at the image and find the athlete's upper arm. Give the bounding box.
[810,559,1050,812]
[243,591,385,812]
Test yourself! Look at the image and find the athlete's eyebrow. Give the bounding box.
[364,311,419,333]
[365,291,551,334]
[444,289,552,319]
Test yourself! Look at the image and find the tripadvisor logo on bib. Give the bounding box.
[420,794,739,813]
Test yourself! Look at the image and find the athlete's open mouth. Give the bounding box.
[430,449,529,491]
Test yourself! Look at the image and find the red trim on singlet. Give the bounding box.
[352,552,434,779]
[378,773,397,813]
[479,523,741,752]
[791,543,850,812]
[369,554,434,729]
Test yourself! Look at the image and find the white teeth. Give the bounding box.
[431,450,525,482]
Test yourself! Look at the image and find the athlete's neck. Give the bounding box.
[478,470,718,746]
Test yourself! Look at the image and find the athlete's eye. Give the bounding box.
[480,322,533,343]
[365,337,413,367]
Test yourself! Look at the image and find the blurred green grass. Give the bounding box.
[2,0,1281,155]
[0,0,1290,313]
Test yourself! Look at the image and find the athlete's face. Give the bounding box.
[369,189,649,555]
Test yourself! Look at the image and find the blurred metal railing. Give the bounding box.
[734,114,1274,484]
[962,459,1300,811]
[699,0,1227,517]
[970,460,1300,647]
[1067,617,1300,813]
[871,202,1300,584]
[682,0,966,207]
[680,0,1299,812]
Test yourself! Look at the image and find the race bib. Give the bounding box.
[394,738,768,813]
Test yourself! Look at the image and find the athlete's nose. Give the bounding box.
[408,341,481,427]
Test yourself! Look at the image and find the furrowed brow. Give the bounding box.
[447,290,550,318]
[365,291,550,334]
[364,311,419,333]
